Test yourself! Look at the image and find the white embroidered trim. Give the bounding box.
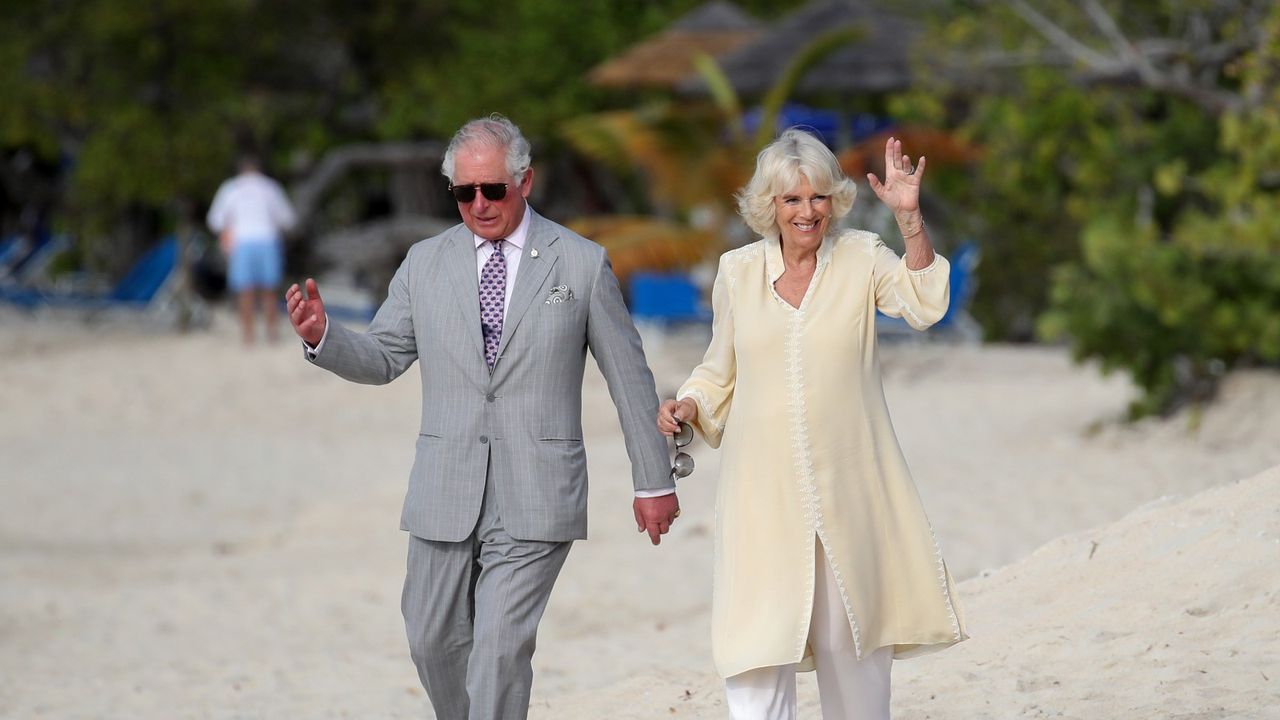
[818,532,865,659]
[783,308,864,659]
[929,524,964,641]
[892,288,926,327]
[907,254,941,276]
[858,230,881,257]
[677,389,723,432]
[721,242,762,291]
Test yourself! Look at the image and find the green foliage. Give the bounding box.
[915,1,1280,415]
[0,0,801,263]
[379,2,671,141]
[1037,5,1280,416]
[902,65,1220,339]
[1039,216,1280,417]
[0,0,362,243]
[378,0,803,141]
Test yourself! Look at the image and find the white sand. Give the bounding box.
[889,464,1280,719]
[1,309,1277,718]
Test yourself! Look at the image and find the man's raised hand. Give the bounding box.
[285,278,328,346]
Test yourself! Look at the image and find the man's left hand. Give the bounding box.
[633,494,681,546]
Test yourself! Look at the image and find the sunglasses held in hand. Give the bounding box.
[449,182,509,203]
[671,421,694,481]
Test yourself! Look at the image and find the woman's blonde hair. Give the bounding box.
[735,128,857,238]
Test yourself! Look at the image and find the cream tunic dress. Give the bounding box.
[678,228,967,679]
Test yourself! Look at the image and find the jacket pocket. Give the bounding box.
[537,420,582,441]
[538,301,579,323]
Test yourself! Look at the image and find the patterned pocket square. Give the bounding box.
[544,285,575,304]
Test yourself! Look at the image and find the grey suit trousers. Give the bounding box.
[402,465,571,720]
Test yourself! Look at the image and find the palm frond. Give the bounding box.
[566,215,717,284]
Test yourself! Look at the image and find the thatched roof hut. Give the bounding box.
[678,0,918,98]
[588,1,762,91]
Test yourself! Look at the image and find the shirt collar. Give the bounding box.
[764,231,835,284]
[474,205,532,251]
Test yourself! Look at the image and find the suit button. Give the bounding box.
[486,393,496,402]
[479,435,489,444]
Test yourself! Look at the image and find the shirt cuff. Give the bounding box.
[302,315,331,359]
[907,253,942,276]
[634,487,676,498]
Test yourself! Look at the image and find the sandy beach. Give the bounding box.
[1,308,1277,718]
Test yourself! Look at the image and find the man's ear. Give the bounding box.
[520,167,535,198]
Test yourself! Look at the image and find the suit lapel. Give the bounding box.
[442,226,486,364]
[494,212,559,366]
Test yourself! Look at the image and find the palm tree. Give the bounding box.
[560,27,865,284]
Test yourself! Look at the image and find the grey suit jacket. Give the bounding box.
[310,211,673,542]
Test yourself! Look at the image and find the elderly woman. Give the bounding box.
[659,129,967,719]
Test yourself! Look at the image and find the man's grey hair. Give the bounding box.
[441,114,532,184]
[735,128,857,238]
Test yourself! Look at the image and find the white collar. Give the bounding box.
[764,232,835,284]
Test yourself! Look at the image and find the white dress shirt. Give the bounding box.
[473,205,531,319]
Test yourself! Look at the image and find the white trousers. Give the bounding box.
[724,540,892,720]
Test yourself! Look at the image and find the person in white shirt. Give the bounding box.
[207,156,297,345]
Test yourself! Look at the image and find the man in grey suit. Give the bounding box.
[284,115,680,719]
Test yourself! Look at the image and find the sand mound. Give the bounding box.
[537,466,1280,718]
[891,464,1280,719]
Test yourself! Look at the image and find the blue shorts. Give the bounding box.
[227,240,283,291]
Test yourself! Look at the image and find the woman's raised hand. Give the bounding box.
[866,136,925,217]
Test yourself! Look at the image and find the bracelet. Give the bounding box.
[901,222,926,240]
[897,213,925,239]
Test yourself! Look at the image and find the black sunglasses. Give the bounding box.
[449,182,509,203]
[670,421,695,481]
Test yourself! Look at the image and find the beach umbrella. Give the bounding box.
[678,0,919,99]
[588,0,762,91]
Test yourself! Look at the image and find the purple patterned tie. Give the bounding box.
[479,239,507,369]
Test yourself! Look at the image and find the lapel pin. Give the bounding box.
[530,248,539,258]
